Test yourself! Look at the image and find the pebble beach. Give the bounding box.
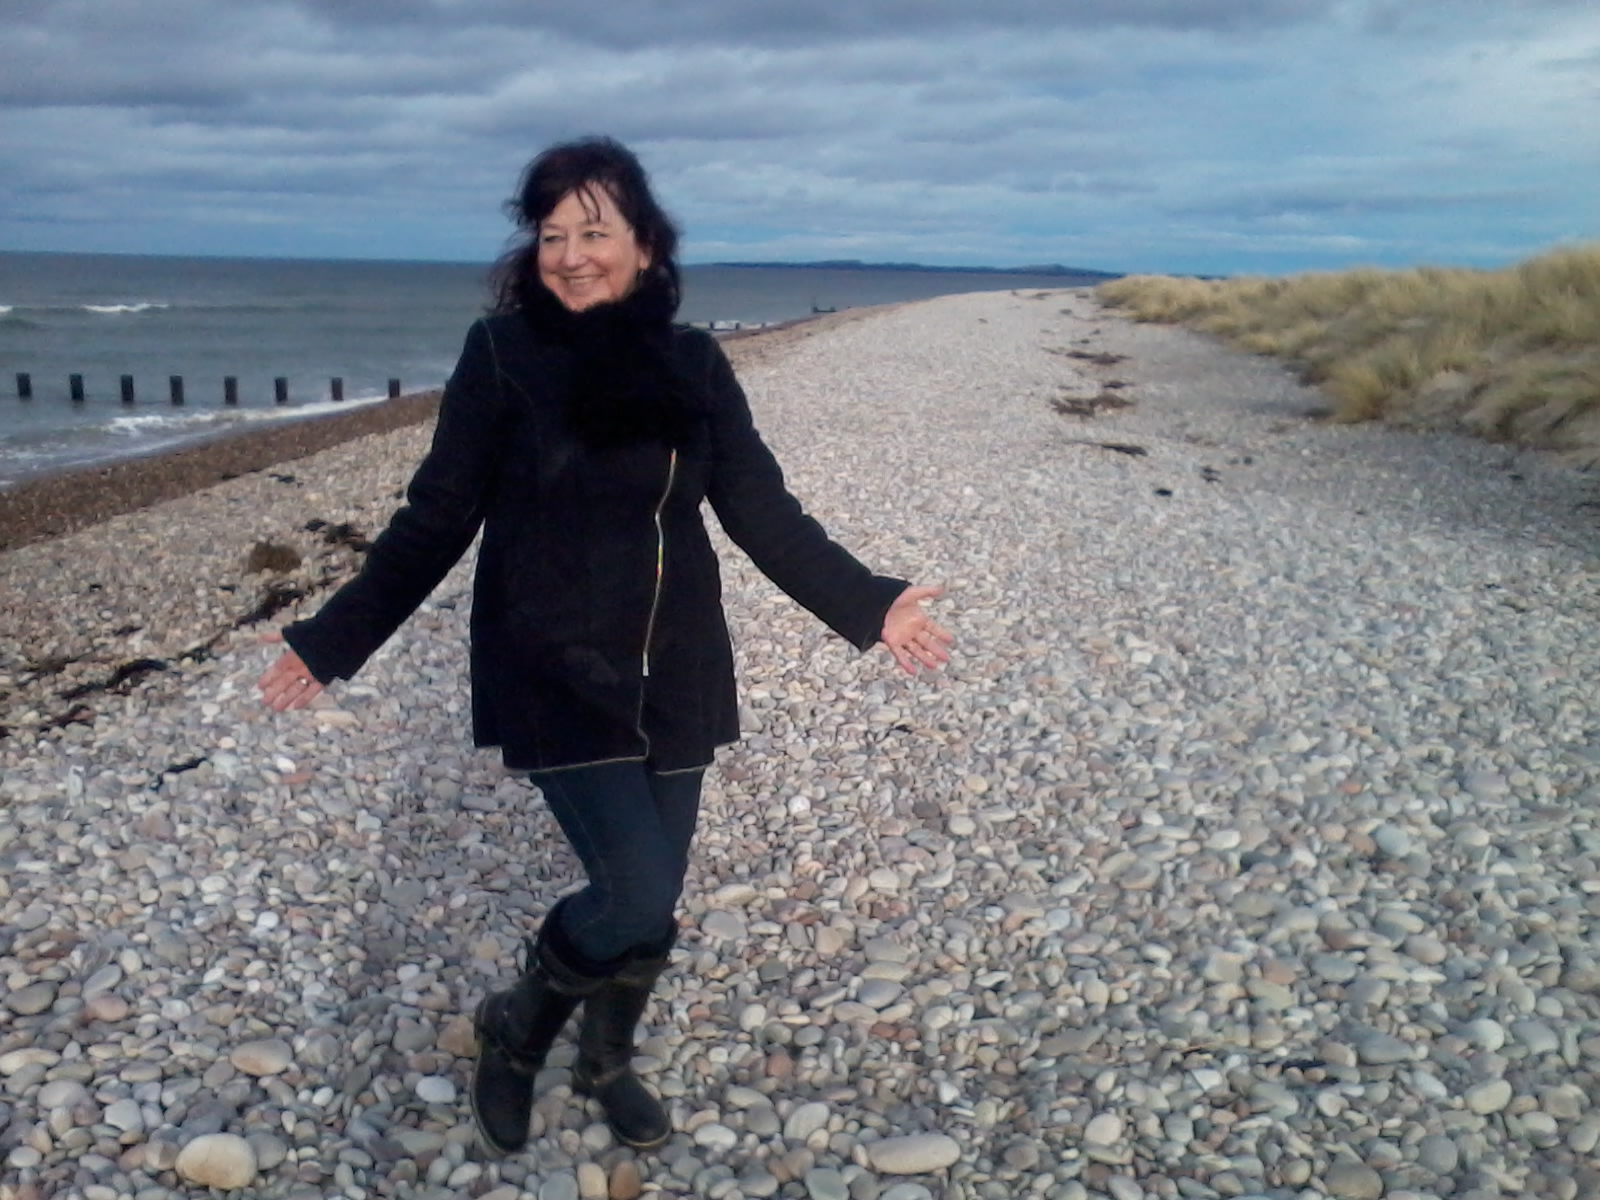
[3,288,1600,1200]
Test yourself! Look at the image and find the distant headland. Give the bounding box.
[708,259,1121,280]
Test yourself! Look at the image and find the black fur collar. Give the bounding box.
[521,277,700,449]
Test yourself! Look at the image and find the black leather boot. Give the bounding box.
[471,905,601,1155]
[571,924,676,1149]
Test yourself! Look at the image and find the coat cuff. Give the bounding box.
[847,575,910,652]
[282,619,359,684]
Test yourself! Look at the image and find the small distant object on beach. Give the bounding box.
[1061,438,1150,457]
[1043,346,1129,367]
[1050,389,1135,419]
[690,318,811,339]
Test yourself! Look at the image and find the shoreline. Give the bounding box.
[0,391,444,554]
[0,309,867,555]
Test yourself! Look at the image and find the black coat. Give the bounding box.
[284,312,907,772]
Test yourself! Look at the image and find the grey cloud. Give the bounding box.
[1173,184,1539,222]
[0,22,519,112]
[306,0,1339,48]
[1361,0,1595,38]
[1546,48,1600,71]
[0,0,1591,273]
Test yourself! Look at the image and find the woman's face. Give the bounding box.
[537,185,652,312]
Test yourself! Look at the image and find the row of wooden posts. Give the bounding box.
[11,373,403,405]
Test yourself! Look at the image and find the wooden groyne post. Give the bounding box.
[13,373,408,405]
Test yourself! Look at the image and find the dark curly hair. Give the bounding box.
[488,136,682,315]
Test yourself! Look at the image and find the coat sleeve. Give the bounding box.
[283,319,506,681]
[701,336,906,651]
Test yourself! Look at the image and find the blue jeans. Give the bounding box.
[531,761,704,963]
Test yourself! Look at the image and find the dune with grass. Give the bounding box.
[1099,244,1600,464]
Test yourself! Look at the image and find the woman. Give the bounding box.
[258,136,952,1156]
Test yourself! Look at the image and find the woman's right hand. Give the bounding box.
[257,632,326,711]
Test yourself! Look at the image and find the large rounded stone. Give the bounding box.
[38,1080,90,1109]
[1325,1162,1383,1200]
[176,1133,258,1190]
[229,1038,293,1076]
[577,1162,608,1200]
[437,1015,478,1057]
[1465,1079,1512,1115]
[866,1133,961,1174]
[415,1075,457,1104]
[702,911,748,941]
[1084,1113,1125,1146]
[85,993,130,1022]
[0,1048,59,1075]
[4,982,57,1016]
[783,1101,831,1142]
[103,1098,145,1133]
[1357,1034,1412,1065]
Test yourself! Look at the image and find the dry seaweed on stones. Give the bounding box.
[1041,345,1129,366]
[1049,390,1135,418]
[39,703,93,731]
[103,656,169,690]
[18,651,88,685]
[59,657,169,701]
[1065,348,1127,366]
[177,630,229,660]
[305,519,374,553]
[1060,438,1150,457]
[235,580,308,627]
[246,540,303,574]
[150,756,208,788]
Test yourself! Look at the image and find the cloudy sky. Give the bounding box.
[1,0,1595,275]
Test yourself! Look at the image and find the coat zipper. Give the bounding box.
[637,449,678,745]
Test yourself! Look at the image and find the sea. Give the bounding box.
[0,251,1104,487]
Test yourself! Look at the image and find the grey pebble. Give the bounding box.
[1358,1033,1413,1065]
[1416,1133,1459,1174]
[4,981,57,1016]
[1324,1162,1384,1200]
[806,1167,850,1200]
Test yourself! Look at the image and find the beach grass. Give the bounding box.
[1099,244,1600,462]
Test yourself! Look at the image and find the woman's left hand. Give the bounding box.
[882,585,954,675]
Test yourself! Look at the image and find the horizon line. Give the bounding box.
[0,246,1125,276]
